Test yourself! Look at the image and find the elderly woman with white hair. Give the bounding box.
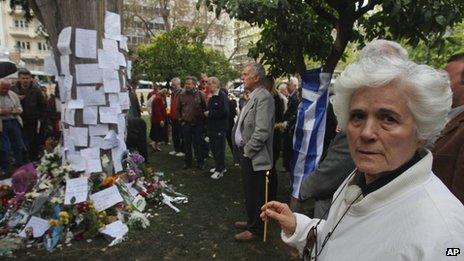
[260,41,464,260]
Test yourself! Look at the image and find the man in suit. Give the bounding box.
[232,63,275,241]
[282,77,299,173]
[433,53,464,204]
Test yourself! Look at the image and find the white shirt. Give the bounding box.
[282,150,464,261]
[234,87,261,147]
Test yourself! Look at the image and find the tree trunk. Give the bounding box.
[30,0,125,172]
[323,21,353,74]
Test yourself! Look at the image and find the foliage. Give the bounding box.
[406,22,464,68]
[201,0,464,76]
[132,26,238,84]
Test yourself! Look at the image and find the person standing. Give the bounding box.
[0,79,24,175]
[232,63,275,241]
[168,77,184,157]
[13,69,46,162]
[226,92,240,166]
[177,76,207,170]
[282,77,299,173]
[149,89,167,152]
[205,77,229,179]
[433,53,464,204]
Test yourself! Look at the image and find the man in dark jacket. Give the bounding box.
[13,69,46,162]
[177,76,207,170]
[282,77,299,172]
[205,77,229,179]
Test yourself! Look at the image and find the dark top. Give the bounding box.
[13,83,46,121]
[356,151,423,196]
[207,90,229,133]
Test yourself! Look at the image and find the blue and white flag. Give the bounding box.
[291,68,332,198]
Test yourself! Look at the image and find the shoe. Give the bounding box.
[182,165,191,170]
[169,151,177,155]
[210,171,223,179]
[234,230,256,242]
[176,152,185,157]
[209,168,216,173]
[234,221,247,230]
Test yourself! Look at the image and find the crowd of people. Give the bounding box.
[139,72,302,181]
[0,68,59,176]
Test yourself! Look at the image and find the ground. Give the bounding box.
[12,130,314,260]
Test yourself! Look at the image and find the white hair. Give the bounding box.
[289,76,299,86]
[358,39,409,61]
[333,54,452,145]
[208,76,220,87]
[246,62,265,81]
[171,77,180,85]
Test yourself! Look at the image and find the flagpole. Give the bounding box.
[263,170,270,242]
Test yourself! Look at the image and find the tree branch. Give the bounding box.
[133,14,155,37]
[305,1,337,25]
[355,0,379,19]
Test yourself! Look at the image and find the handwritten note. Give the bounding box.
[64,108,75,126]
[19,216,50,238]
[83,106,98,125]
[102,38,118,52]
[105,11,121,40]
[89,124,109,136]
[98,49,120,70]
[67,152,85,172]
[57,26,72,55]
[75,28,97,59]
[60,55,70,76]
[67,99,84,109]
[119,92,130,110]
[80,147,102,174]
[90,185,123,212]
[65,177,88,205]
[76,86,106,106]
[75,63,102,84]
[99,107,119,124]
[69,127,88,147]
[99,220,128,239]
[102,69,120,93]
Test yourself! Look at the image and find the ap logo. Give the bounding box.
[446,248,460,256]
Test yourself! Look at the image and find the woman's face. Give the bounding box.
[207,80,218,93]
[346,85,421,179]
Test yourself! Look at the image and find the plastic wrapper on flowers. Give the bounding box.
[0,149,188,256]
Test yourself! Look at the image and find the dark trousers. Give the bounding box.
[171,119,184,153]
[209,131,226,172]
[1,119,24,172]
[182,123,204,167]
[126,118,148,160]
[239,152,266,235]
[23,119,40,161]
[226,128,240,164]
[282,131,293,172]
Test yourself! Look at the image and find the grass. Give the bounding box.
[12,120,314,260]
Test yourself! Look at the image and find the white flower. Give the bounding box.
[26,191,41,199]
[128,211,150,228]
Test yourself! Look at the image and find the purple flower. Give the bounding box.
[129,152,145,164]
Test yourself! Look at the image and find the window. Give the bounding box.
[14,20,19,27]
[26,42,30,50]
[24,21,28,28]
[16,41,20,48]
[38,42,42,50]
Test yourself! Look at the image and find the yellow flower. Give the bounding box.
[48,219,59,226]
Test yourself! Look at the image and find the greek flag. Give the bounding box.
[291,68,332,198]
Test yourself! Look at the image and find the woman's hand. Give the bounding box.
[260,201,297,236]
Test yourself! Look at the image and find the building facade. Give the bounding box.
[231,20,261,71]
[0,2,51,72]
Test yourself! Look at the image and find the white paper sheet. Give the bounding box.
[64,108,75,126]
[63,129,75,152]
[67,99,84,109]
[75,28,97,59]
[119,36,128,52]
[69,127,88,147]
[102,69,120,93]
[67,152,86,171]
[75,63,102,84]
[105,11,121,40]
[56,75,67,102]
[65,177,88,205]
[57,26,72,55]
[117,52,126,67]
[90,185,123,212]
[98,49,120,70]
[19,216,50,238]
[99,107,119,124]
[89,124,109,136]
[80,147,102,174]
[102,130,119,149]
[99,220,128,239]
[76,86,106,106]
[90,136,104,148]
[111,136,126,173]
[44,56,58,76]
[102,38,118,52]
[119,92,130,110]
[83,106,98,125]
[60,55,70,76]
[126,60,132,80]
[117,114,126,141]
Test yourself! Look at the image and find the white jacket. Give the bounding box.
[282,149,464,260]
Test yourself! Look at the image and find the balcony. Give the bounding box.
[9,26,36,38]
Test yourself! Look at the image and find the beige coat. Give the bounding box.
[0,90,23,132]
